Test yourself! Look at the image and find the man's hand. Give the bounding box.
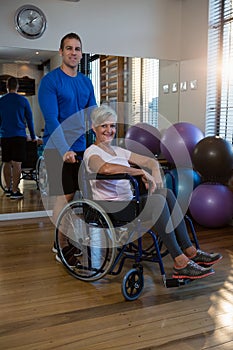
[63,151,77,163]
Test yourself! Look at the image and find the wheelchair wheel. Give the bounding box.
[122,268,144,301]
[36,156,49,195]
[0,162,7,191]
[55,199,117,281]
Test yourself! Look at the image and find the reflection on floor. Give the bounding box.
[0,179,54,220]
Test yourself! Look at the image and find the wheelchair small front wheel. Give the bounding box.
[122,268,144,301]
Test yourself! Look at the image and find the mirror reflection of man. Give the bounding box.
[0,76,36,199]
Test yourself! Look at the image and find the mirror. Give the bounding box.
[0,49,180,218]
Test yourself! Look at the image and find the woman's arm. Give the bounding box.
[88,154,143,176]
[88,153,162,193]
[129,152,164,190]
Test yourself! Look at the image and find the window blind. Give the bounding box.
[131,58,159,126]
[206,0,233,144]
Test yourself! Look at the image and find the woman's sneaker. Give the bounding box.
[191,249,223,266]
[173,260,215,280]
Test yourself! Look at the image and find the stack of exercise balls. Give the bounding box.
[189,136,233,228]
[125,121,233,228]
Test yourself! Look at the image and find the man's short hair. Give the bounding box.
[60,32,82,50]
[7,76,19,91]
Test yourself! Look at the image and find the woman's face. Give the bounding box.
[93,118,117,144]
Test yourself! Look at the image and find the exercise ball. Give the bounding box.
[160,122,204,167]
[192,136,233,183]
[164,167,201,214]
[125,122,161,157]
[189,183,233,228]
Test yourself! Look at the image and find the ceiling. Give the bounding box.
[0,47,57,65]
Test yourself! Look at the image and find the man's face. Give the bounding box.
[59,38,82,69]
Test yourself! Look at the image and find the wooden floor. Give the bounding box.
[0,183,233,349]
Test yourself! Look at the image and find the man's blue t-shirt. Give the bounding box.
[0,93,36,139]
[38,67,97,156]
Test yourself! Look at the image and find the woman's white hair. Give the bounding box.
[91,104,117,127]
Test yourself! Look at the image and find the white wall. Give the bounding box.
[0,0,182,60]
[179,0,209,132]
[159,60,180,126]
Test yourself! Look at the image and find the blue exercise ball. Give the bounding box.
[160,122,204,167]
[189,183,233,228]
[192,136,233,183]
[164,167,201,214]
[125,122,161,157]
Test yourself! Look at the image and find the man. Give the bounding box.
[38,32,97,253]
[0,76,36,199]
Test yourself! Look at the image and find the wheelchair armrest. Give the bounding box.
[87,173,141,202]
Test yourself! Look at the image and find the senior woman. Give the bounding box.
[83,104,222,280]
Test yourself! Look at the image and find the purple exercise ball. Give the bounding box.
[189,183,233,228]
[160,122,204,167]
[125,122,161,157]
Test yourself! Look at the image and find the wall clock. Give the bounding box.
[14,5,47,39]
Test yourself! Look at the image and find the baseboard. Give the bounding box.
[0,210,53,221]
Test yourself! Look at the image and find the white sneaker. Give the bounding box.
[55,254,61,263]
[52,242,57,253]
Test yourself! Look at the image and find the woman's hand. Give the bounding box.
[63,151,77,163]
[141,168,164,194]
[152,167,164,190]
[141,170,156,194]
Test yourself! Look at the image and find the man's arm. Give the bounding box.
[38,74,70,155]
[24,99,36,140]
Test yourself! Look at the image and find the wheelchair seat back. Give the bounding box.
[21,141,38,169]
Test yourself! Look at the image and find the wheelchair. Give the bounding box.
[55,167,200,301]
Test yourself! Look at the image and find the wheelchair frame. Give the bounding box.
[55,170,200,301]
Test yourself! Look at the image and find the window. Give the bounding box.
[131,58,159,126]
[206,0,233,144]
[89,55,100,105]
[89,55,159,129]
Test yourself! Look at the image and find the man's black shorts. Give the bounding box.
[1,137,27,163]
[43,148,84,196]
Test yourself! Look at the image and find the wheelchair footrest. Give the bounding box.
[165,277,193,288]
